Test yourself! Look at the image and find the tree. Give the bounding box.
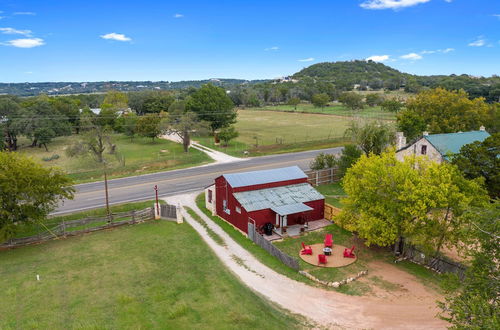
[338,92,364,111]
[218,125,239,147]
[403,88,490,134]
[0,96,22,151]
[311,93,330,109]
[186,84,236,134]
[452,133,500,199]
[365,93,383,107]
[380,98,404,112]
[337,144,362,178]
[101,91,128,113]
[287,97,301,110]
[344,121,394,155]
[135,114,162,141]
[412,162,488,255]
[0,151,74,241]
[115,112,138,139]
[128,91,175,115]
[438,202,500,329]
[166,100,208,152]
[397,109,427,141]
[309,153,336,170]
[337,151,430,251]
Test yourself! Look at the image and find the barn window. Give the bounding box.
[223,200,230,214]
[208,190,212,203]
[421,145,427,155]
[236,206,241,214]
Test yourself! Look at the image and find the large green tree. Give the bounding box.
[0,151,74,241]
[344,121,394,155]
[439,202,500,329]
[401,88,490,134]
[452,133,500,199]
[186,84,236,133]
[311,93,330,109]
[338,92,364,111]
[135,114,162,141]
[166,100,208,152]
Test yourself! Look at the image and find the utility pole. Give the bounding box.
[154,185,159,218]
[103,162,111,222]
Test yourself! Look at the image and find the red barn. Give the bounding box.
[205,166,324,234]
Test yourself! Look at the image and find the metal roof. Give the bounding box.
[223,166,307,188]
[271,203,313,216]
[233,183,324,212]
[425,130,490,159]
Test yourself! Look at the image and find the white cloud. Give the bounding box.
[100,32,131,42]
[1,38,44,48]
[444,0,453,2]
[421,48,454,54]
[173,13,184,18]
[468,37,486,47]
[400,52,423,60]
[298,57,315,62]
[441,47,454,53]
[13,12,36,16]
[493,14,500,19]
[360,0,430,10]
[0,27,32,36]
[366,55,390,62]
[265,46,279,51]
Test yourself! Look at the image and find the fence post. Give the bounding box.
[315,171,319,186]
[176,203,183,224]
[132,210,136,224]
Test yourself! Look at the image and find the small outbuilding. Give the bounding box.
[205,166,324,234]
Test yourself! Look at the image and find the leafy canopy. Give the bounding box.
[0,151,74,241]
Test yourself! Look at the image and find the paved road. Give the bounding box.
[54,147,342,215]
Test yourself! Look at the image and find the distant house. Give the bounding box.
[396,127,491,163]
[205,166,324,234]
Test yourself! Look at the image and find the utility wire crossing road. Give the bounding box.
[54,148,342,215]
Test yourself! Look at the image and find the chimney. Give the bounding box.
[395,132,407,150]
[423,131,429,136]
[479,125,485,131]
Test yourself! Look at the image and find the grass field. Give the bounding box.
[196,109,394,157]
[316,182,345,208]
[0,221,303,329]
[17,134,212,183]
[244,103,397,120]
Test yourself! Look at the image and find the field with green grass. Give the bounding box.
[0,220,302,329]
[17,134,212,183]
[244,103,396,120]
[196,109,394,157]
[316,182,345,208]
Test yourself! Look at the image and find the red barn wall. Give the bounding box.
[214,175,324,234]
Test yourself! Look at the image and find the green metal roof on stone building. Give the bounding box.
[425,130,491,160]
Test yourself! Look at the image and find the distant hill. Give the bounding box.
[0,78,267,97]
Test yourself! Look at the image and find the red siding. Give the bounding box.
[214,175,324,234]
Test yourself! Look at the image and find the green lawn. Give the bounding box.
[0,221,303,329]
[17,134,212,183]
[315,182,345,208]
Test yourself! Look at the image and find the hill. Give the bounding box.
[292,60,412,89]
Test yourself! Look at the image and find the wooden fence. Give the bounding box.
[248,222,300,270]
[402,245,467,280]
[324,203,342,221]
[304,167,341,186]
[1,207,155,249]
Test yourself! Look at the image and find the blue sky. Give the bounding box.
[0,0,499,82]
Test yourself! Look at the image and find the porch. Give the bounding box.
[266,219,331,241]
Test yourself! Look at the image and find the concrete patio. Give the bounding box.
[265,219,331,241]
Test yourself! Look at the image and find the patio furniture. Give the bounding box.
[301,242,313,255]
[318,254,327,266]
[323,247,332,256]
[343,246,356,258]
[324,234,333,248]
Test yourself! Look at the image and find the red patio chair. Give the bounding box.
[318,254,327,266]
[301,242,313,255]
[324,234,333,248]
[343,245,356,258]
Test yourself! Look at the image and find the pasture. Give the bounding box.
[17,134,212,183]
[0,221,302,329]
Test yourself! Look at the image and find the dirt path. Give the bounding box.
[165,193,447,329]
